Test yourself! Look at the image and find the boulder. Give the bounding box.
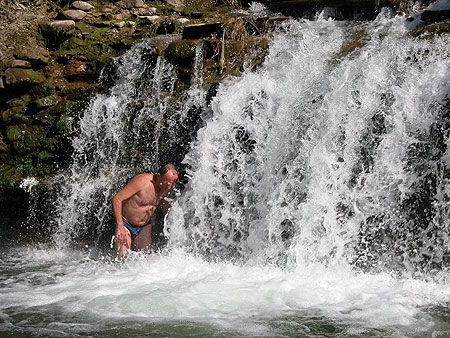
[39,20,76,40]
[10,60,32,68]
[5,68,45,86]
[13,47,50,67]
[71,1,94,11]
[62,9,88,21]
[165,40,197,66]
[118,0,144,9]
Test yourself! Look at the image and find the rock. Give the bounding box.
[2,107,26,122]
[138,7,157,15]
[38,151,53,162]
[114,21,126,28]
[165,40,197,66]
[118,0,144,9]
[13,47,50,67]
[5,126,22,142]
[65,60,89,81]
[139,15,161,24]
[0,77,4,89]
[39,20,76,40]
[421,10,450,24]
[182,21,223,39]
[55,114,73,131]
[5,68,45,86]
[50,20,76,32]
[0,133,9,152]
[174,18,190,32]
[10,60,32,68]
[71,1,94,11]
[165,0,186,9]
[176,18,191,24]
[62,9,88,21]
[6,95,31,108]
[33,95,60,109]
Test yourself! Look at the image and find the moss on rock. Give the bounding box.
[165,40,197,66]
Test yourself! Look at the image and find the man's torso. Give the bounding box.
[122,174,162,226]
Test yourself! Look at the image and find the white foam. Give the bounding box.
[1,248,448,336]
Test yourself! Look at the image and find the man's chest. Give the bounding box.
[134,186,160,206]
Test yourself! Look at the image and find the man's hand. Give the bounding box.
[114,225,129,248]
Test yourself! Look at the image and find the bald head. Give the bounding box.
[155,164,178,191]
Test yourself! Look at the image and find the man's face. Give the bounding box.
[158,170,178,191]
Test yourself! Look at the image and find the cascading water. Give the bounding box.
[1,9,450,338]
[166,15,449,279]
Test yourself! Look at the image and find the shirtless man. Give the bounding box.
[112,164,178,259]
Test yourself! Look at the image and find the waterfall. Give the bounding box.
[47,11,449,279]
[165,16,450,278]
[51,40,207,248]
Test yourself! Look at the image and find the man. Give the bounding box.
[112,164,178,259]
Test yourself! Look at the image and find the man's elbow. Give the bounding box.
[112,195,120,207]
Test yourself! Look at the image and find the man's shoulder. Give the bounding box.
[130,173,153,185]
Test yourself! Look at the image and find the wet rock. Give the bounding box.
[61,9,88,21]
[165,40,197,66]
[13,47,50,67]
[5,68,45,86]
[0,77,4,89]
[118,0,144,9]
[71,1,94,11]
[421,10,450,23]
[33,95,60,109]
[410,22,450,37]
[10,60,32,68]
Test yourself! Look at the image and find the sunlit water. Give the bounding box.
[2,9,450,338]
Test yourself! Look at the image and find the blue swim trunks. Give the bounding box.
[122,217,147,238]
